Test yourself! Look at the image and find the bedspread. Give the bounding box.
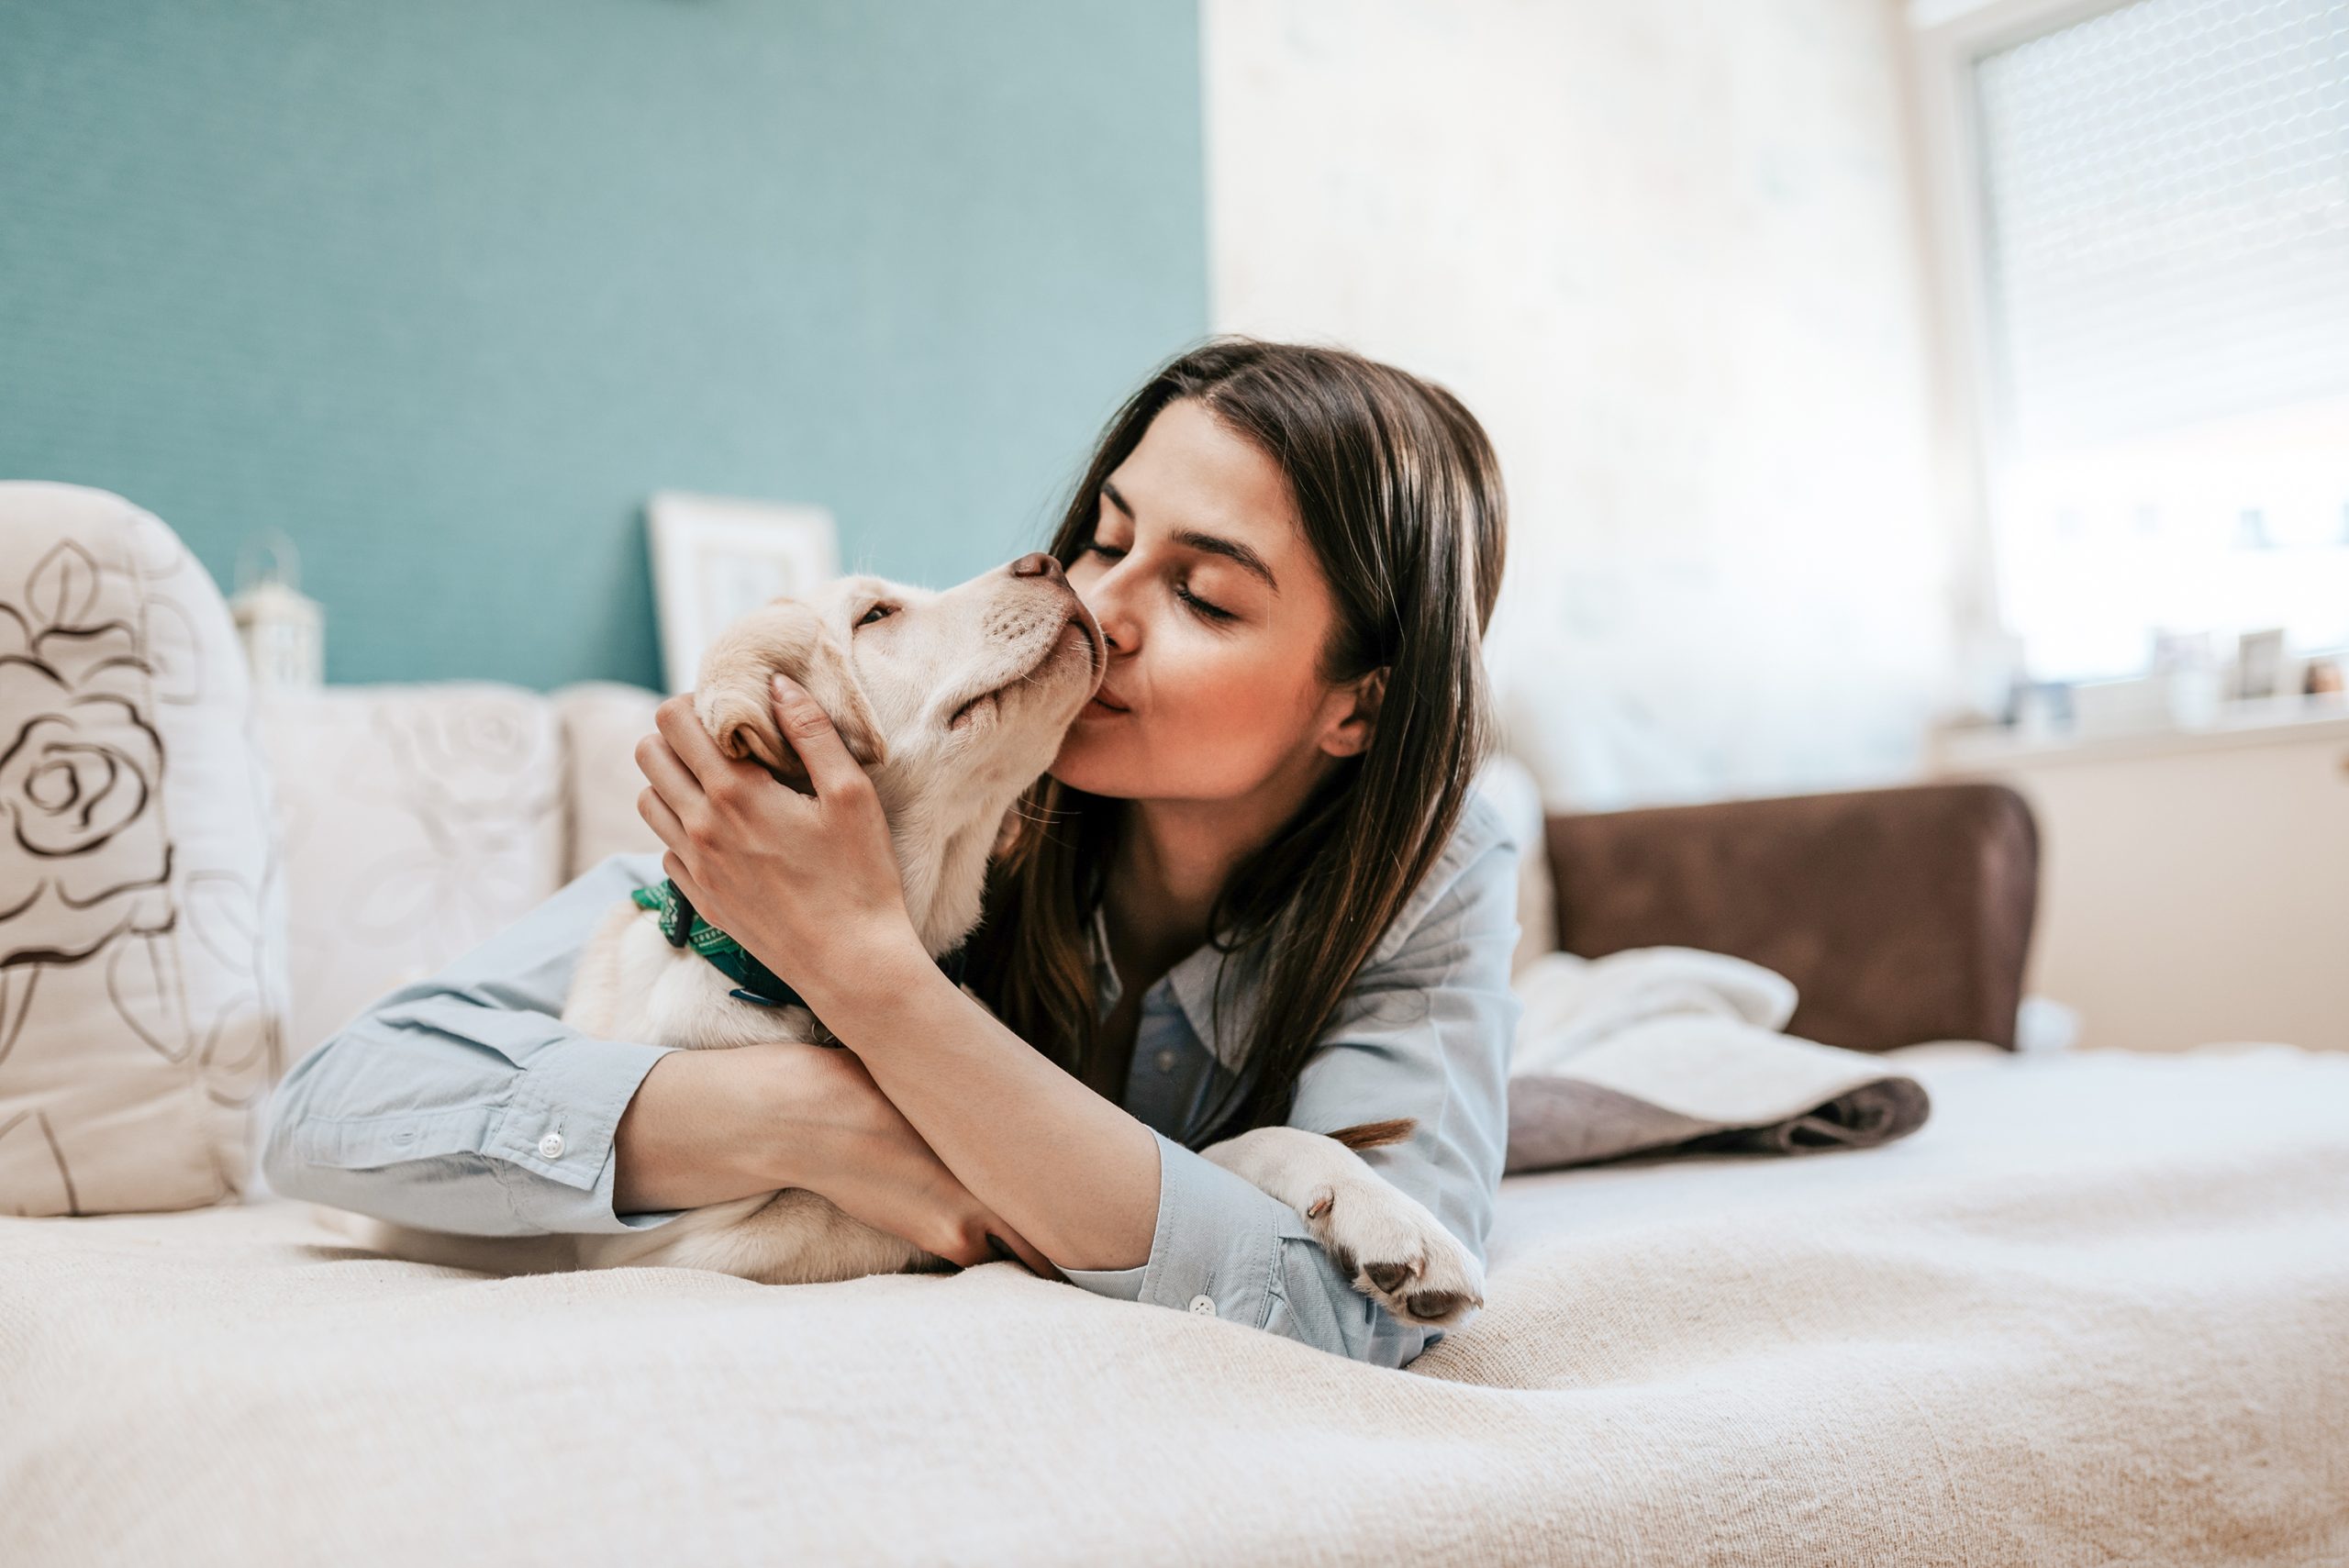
[4,1046,2345,1567]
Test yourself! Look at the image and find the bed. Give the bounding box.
[5,1041,2344,1566]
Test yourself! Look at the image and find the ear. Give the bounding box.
[790,628,889,770]
[1316,666,1386,761]
[694,599,888,786]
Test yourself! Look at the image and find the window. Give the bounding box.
[1961,0,2349,682]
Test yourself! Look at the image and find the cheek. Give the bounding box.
[1096,635,1316,786]
[1164,655,1293,745]
[1047,578,1330,795]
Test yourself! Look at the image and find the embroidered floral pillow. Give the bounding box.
[258,682,563,1059]
[0,483,288,1216]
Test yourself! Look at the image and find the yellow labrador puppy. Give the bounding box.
[340,554,1483,1327]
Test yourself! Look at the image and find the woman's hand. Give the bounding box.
[791,1046,1064,1281]
[634,677,922,1009]
[613,1040,1057,1277]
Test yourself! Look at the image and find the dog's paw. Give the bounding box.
[1302,1177,1486,1328]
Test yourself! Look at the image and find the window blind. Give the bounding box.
[1974,0,2349,455]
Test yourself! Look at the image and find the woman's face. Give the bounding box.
[1052,397,1372,805]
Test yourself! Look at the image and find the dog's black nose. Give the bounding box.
[1010,551,1064,584]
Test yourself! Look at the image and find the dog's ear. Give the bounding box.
[795,623,888,770]
[694,599,888,787]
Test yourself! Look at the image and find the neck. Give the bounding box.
[1102,756,1329,968]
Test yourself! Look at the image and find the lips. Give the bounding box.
[1064,604,1106,691]
[1087,684,1130,713]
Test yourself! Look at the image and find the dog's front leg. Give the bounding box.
[560,901,641,1039]
[1199,1122,1485,1328]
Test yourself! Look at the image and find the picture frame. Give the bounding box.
[2232,627,2287,702]
[646,490,841,695]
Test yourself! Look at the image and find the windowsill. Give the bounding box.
[1932,697,2349,773]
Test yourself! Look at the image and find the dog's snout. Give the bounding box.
[1009,551,1065,584]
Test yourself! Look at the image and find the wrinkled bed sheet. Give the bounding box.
[4,1045,2345,1568]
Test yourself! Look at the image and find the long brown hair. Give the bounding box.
[962,336,1508,1148]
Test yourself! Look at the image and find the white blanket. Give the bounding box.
[4,1046,2345,1567]
[1507,947,1932,1170]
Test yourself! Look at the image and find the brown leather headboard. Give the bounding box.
[1543,782,2039,1051]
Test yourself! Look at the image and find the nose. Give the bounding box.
[1009,551,1065,584]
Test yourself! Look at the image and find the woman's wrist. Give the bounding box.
[782,921,938,1045]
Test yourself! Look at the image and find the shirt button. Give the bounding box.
[1154,1049,1178,1073]
[537,1131,565,1160]
[1187,1294,1217,1317]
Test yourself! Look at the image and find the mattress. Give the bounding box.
[4,1044,2345,1567]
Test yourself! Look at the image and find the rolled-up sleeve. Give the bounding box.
[1061,809,1522,1370]
[260,851,692,1238]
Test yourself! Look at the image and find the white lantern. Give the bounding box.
[229,532,323,694]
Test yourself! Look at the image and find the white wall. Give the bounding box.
[1204,0,1962,809]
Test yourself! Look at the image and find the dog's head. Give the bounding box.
[693,555,1104,917]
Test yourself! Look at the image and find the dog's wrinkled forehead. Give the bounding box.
[809,572,936,627]
[733,575,922,680]
[793,573,953,732]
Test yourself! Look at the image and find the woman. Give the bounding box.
[261,337,1523,1370]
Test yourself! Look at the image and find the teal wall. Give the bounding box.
[0,0,1207,688]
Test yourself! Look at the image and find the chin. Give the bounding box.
[1043,746,1116,797]
[1044,725,1146,797]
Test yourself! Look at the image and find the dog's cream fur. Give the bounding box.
[335,559,1483,1327]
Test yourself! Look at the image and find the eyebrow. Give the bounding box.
[1099,479,1280,594]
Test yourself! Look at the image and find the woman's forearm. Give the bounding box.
[612,1042,845,1213]
[801,940,1162,1273]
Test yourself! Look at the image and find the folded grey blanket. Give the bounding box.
[1505,947,1935,1173]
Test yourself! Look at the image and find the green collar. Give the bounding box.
[631,880,969,1027]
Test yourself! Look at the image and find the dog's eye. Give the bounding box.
[856,603,896,628]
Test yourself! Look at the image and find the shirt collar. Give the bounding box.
[1085,901,1264,1072]
[1078,788,1512,1073]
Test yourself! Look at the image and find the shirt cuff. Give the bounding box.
[1058,1128,1287,1327]
[1056,1128,1440,1367]
[478,1026,687,1234]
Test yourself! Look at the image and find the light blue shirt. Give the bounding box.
[260,788,1522,1370]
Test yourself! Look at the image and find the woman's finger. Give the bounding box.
[770,675,866,800]
[634,728,705,815]
[654,692,734,794]
[985,1225,1065,1284]
[637,785,689,858]
[662,851,712,909]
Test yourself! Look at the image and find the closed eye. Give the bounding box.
[1078,542,1234,623]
